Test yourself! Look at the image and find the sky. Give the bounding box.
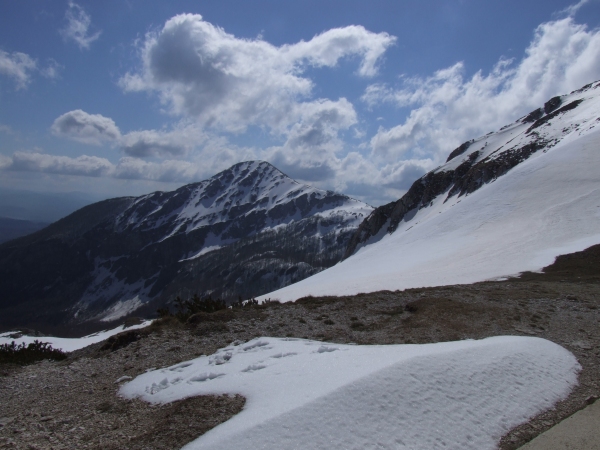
[1,0,600,207]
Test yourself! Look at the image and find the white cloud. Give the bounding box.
[41,59,63,80]
[559,0,591,17]
[113,157,202,182]
[120,123,207,158]
[0,50,37,89]
[1,151,207,183]
[51,110,121,145]
[120,14,395,133]
[61,1,101,50]
[265,98,357,181]
[282,25,396,77]
[365,17,600,164]
[8,151,113,177]
[37,11,600,206]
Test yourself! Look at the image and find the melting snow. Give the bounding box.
[100,295,144,322]
[121,336,579,450]
[178,245,222,262]
[0,321,152,352]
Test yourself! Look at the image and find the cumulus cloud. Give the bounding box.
[113,157,203,182]
[365,17,600,163]
[51,110,121,145]
[266,98,357,181]
[37,11,600,206]
[0,50,37,89]
[61,1,101,50]
[8,151,113,177]
[1,151,211,183]
[120,123,207,157]
[120,14,395,133]
[282,25,396,77]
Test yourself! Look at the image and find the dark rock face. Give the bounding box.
[0,161,371,329]
[526,99,584,133]
[345,84,592,259]
[544,96,562,114]
[446,140,474,162]
[521,108,544,124]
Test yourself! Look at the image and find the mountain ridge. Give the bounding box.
[263,79,600,301]
[344,80,600,259]
[0,161,372,330]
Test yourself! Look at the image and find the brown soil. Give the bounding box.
[1,244,600,449]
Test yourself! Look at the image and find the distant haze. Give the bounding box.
[0,187,103,223]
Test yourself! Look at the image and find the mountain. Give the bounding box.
[0,161,372,330]
[0,217,49,244]
[261,80,600,302]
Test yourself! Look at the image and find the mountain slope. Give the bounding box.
[261,81,600,302]
[0,161,371,329]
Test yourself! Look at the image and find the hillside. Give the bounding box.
[261,80,600,302]
[1,244,599,449]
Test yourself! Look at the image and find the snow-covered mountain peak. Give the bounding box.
[115,160,369,240]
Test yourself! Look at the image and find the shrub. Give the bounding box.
[231,297,260,309]
[0,340,67,365]
[172,294,227,322]
[100,330,140,352]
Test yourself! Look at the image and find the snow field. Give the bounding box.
[0,320,153,352]
[120,336,580,450]
[260,119,600,302]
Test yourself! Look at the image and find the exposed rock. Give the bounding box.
[446,139,474,162]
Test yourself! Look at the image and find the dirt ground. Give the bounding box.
[1,244,599,449]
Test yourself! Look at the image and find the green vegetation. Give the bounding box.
[0,340,67,365]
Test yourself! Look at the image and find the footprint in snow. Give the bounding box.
[209,351,233,365]
[271,352,297,359]
[189,372,224,382]
[242,364,267,373]
[169,362,193,372]
[146,377,170,395]
[316,345,339,353]
[243,340,270,351]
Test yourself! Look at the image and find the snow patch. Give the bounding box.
[120,336,579,450]
[100,295,143,322]
[179,245,222,262]
[0,321,153,353]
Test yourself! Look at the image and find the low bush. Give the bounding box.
[161,294,265,324]
[172,294,227,322]
[100,330,140,352]
[0,340,67,365]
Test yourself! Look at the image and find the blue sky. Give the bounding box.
[1,0,600,206]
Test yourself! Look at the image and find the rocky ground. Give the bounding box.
[1,245,599,449]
